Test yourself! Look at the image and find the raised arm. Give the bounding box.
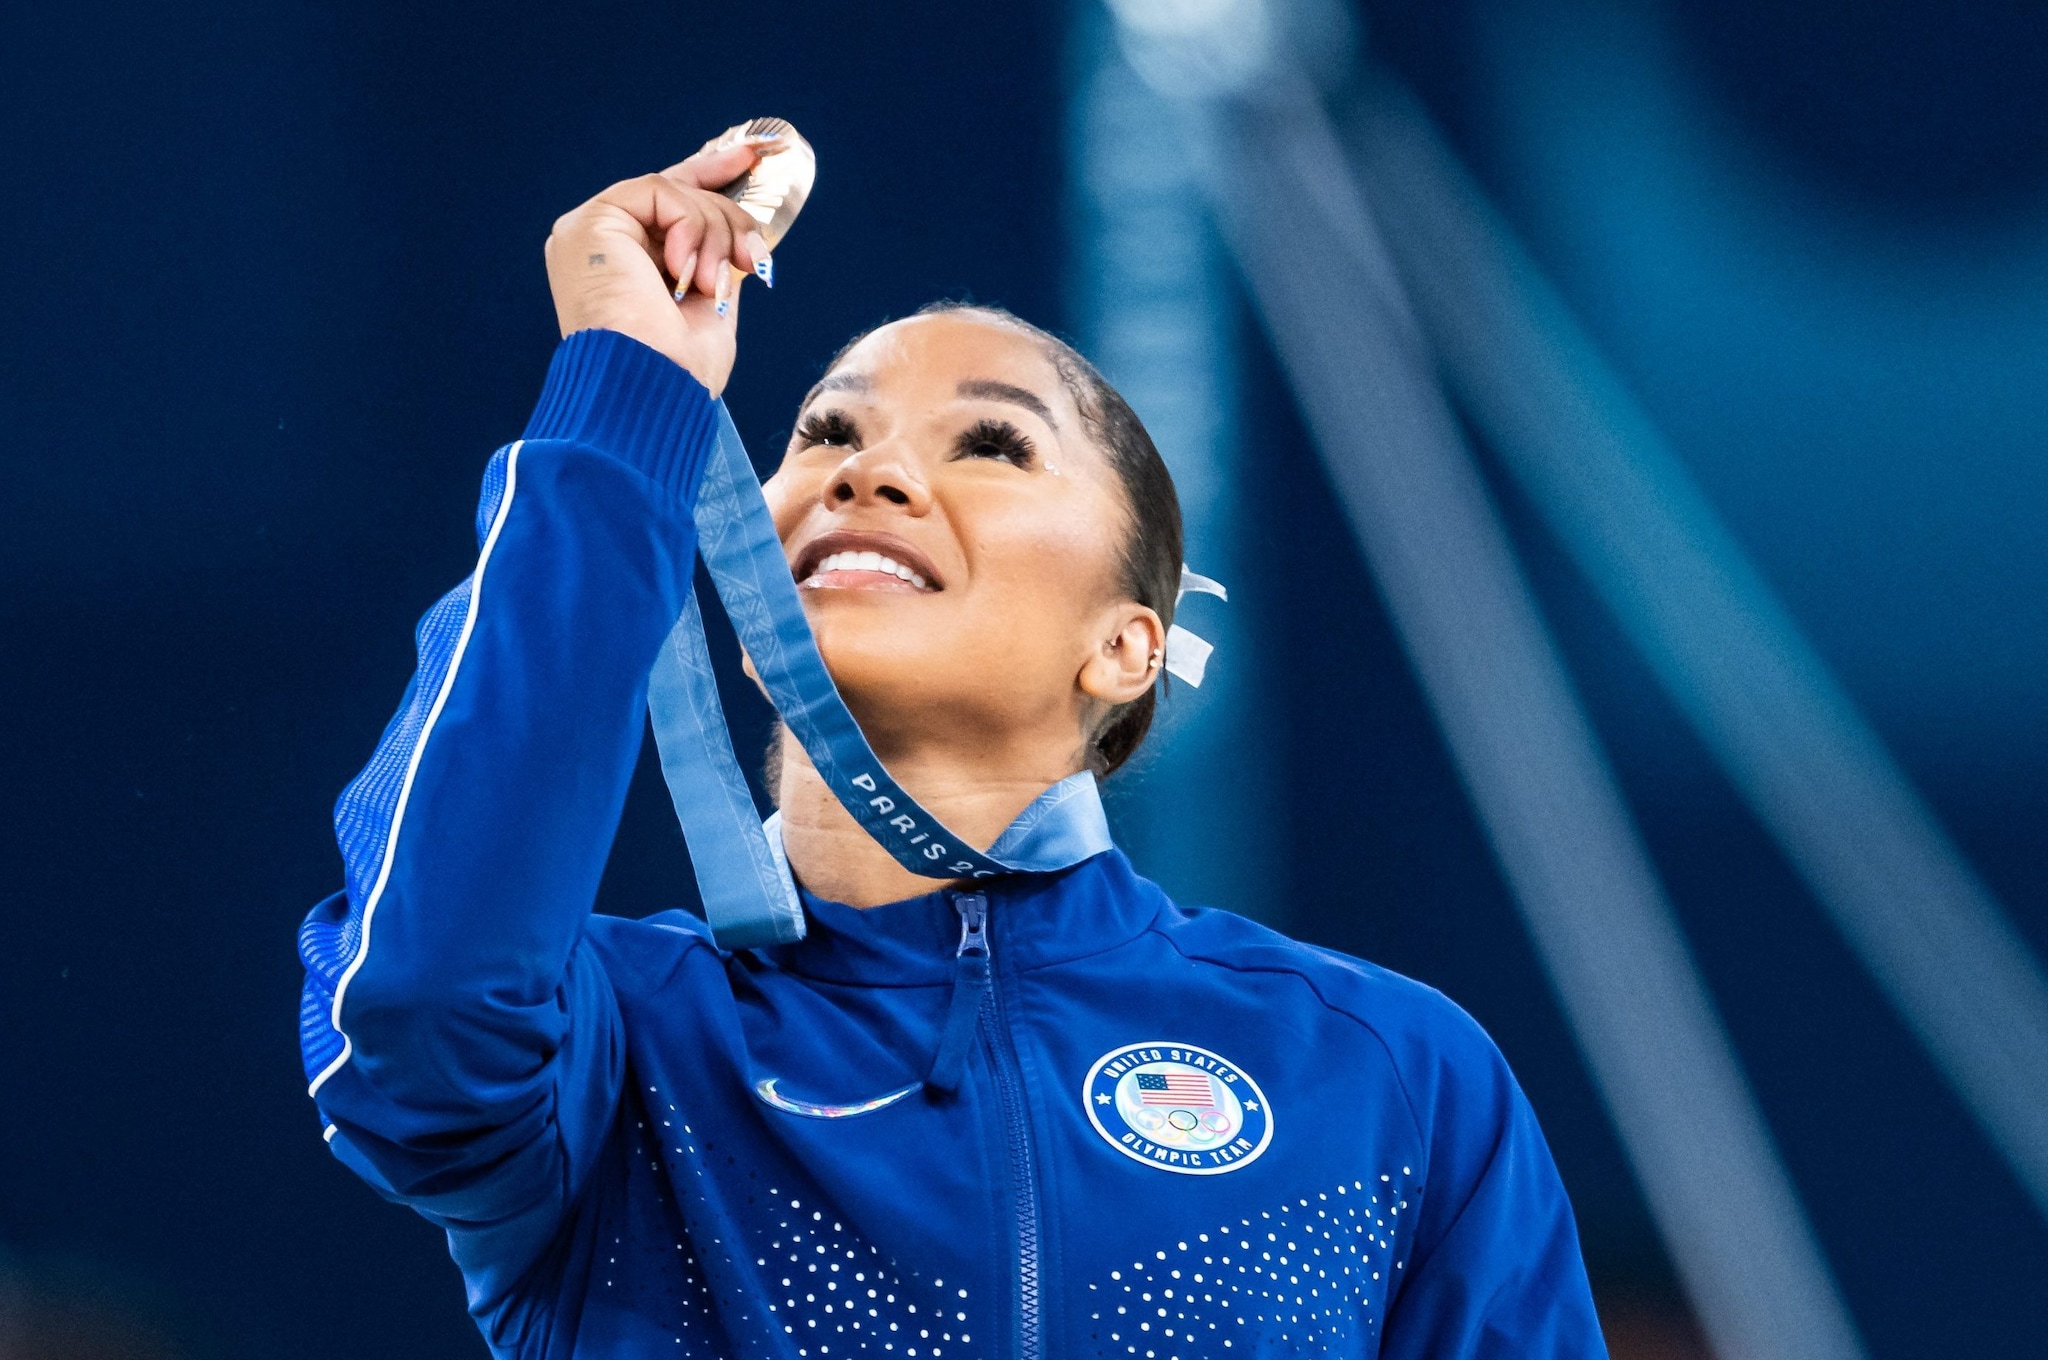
[294,137,773,1279]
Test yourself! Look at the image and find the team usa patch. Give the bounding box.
[1083,1042,1273,1176]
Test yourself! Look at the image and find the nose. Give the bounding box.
[825,443,931,514]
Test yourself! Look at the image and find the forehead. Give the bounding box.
[820,314,1077,420]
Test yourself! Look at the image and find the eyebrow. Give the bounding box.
[796,372,1060,431]
[956,379,1058,430]
[799,370,871,409]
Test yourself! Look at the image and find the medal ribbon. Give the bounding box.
[646,405,1114,949]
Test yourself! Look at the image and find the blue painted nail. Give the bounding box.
[754,254,774,288]
[715,296,731,317]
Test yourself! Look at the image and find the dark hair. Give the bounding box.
[816,301,1184,778]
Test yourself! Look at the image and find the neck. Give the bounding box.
[774,726,1083,908]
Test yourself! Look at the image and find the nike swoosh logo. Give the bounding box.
[754,1076,922,1120]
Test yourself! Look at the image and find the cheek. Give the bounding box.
[963,493,1125,636]
[760,467,814,540]
[763,451,856,539]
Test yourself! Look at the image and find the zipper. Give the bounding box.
[925,892,990,1095]
[972,893,1044,1360]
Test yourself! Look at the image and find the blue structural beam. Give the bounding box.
[1343,79,2048,1227]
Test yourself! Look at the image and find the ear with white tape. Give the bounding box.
[1163,564,1227,687]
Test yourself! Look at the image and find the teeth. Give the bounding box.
[807,549,929,589]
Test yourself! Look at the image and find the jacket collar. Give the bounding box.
[763,849,1166,985]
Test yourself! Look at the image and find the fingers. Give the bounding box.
[680,201,751,299]
[695,203,737,298]
[653,195,749,296]
[663,130,784,190]
[585,172,721,241]
[669,196,767,301]
[661,212,703,298]
[673,260,742,333]
[664,140,755,191]
[577,172,765,298]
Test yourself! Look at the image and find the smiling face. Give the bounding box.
[761,311,1165,768]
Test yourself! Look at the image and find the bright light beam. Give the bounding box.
[1342,79,2048,1225]
[1099,7,1869,1347]
[1069,7,1286,923]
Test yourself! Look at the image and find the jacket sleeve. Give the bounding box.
[295,329,717,1280]
[1379,1010,1609,1360]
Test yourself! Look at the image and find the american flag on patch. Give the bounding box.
[1136,1070,1216,1107]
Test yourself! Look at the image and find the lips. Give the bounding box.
[793,532,942,593]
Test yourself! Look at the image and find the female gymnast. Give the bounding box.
[296,132,1606,1359]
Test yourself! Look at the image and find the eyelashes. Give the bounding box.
[792,410,1038,470]
[953,418,1036,468]
[794,409,859,449]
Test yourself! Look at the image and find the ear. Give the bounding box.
[1077,602,1166,708]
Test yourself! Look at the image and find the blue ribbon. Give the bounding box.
[647,406,1113,949]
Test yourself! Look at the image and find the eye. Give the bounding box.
[795,409,861,449]
[953,418,1036,469]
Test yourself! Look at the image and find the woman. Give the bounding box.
[297,134,1605,1359]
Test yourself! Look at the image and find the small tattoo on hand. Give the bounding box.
[587,253,606,265]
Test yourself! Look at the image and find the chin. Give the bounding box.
[810,622,1006,740]
[815,629,957,695]
[806,594,953,661]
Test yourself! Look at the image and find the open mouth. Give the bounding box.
[794,533,942,593]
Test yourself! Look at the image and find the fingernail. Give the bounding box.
[742,232,772,288]
[714,266,732,317]
[672,252,698,301]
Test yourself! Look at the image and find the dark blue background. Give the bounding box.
[3,1,2043,1356]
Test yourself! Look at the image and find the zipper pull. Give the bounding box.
[926,892,992,1096]
[955,891,989,958]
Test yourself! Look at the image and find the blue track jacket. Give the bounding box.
[298,330,1607,1360]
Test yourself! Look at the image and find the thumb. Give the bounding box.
[665,135,772,192]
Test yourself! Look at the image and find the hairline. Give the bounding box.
[814,307,1108,442]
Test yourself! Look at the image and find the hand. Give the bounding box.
[543,136,773,397]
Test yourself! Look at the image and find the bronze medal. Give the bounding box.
[714,117,816,250]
